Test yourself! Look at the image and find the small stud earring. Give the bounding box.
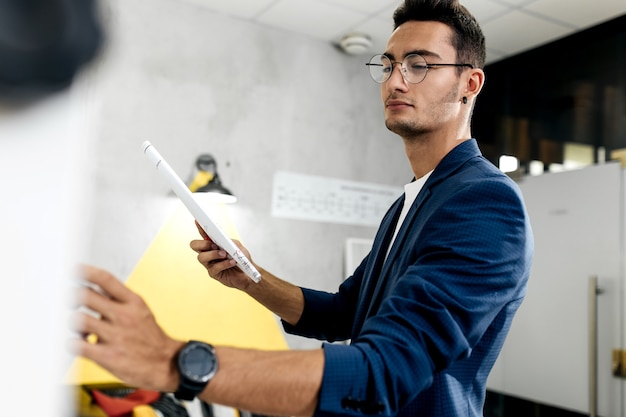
[462,96,468,104]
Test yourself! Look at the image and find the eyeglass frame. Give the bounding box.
[365,53,474,84]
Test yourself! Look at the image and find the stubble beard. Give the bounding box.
[384,83,460,140]
[385,118,427,139]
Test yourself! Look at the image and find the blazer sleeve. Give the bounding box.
[282,255,368,343]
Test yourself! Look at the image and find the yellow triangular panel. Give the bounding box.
[68,202,288,386]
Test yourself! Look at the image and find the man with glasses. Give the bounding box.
[74,0,533,416]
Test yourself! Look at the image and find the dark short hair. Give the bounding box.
[393,0,486,70]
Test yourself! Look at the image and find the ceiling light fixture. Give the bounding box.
[338,33,372,55]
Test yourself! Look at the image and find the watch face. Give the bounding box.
[180,343,217,383]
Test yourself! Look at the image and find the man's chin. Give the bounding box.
[385,120,424,137]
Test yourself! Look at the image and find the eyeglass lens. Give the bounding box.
[367,54,429,84]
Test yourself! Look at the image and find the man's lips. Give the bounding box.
[385,99,413,110]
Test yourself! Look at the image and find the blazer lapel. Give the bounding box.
[382,186,431,270]
[351,196,403,336]
[361,186,432,322]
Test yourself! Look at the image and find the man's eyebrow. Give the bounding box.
[383,49,443,61]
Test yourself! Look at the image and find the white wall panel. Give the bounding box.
[488,163,624,416]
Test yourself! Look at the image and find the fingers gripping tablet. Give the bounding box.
[142,141,261,283]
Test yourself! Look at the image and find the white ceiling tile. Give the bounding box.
[524,0,626,28]
[177,0,277,20]
[495,0,536,5]
[320,0,401,15]
[481,9,573,56]
[461,0,512,23]
[173,0,626,65]
[256,0,367,40]
[486,48,508,63]
[375,3,402,20]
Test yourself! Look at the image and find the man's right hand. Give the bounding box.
[190,221,256,292]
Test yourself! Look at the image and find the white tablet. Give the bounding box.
[142,141,261,283]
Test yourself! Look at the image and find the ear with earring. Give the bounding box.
[462,96,468,104]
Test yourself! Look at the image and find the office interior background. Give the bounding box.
[1,0,625,415]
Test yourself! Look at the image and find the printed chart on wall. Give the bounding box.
[271,171,403,227]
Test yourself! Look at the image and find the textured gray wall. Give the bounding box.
[86,0,412,348]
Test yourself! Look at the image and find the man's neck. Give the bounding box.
[402,132,471,179]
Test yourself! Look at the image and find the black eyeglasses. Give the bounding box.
[366,53,473,84]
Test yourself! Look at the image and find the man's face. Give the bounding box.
[381,21,463,138]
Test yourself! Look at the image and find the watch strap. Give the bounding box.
[174,378,206,401]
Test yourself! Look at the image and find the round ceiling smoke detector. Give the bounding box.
[339,33,373,55]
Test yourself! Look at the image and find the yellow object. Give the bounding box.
[75,387,108,417]
[188,171,214,192]
[68,202,288,385]
[132,405,158,417]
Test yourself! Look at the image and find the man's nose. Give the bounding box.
[385,63,408,91]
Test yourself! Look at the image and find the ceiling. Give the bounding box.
[176,0,626,64]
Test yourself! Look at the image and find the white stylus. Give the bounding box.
[142,141,261,283]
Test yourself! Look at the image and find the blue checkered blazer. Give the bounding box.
[283,139,533,416]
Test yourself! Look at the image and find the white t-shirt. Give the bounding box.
[386,171,433,260]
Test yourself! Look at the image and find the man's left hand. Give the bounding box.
[70,265,184,392]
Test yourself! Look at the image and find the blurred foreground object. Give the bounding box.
[0,0,103,415]
[0,0,103,102]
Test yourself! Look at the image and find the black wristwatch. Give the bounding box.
[174,340,218,401]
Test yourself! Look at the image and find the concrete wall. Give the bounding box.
[86,0,412,348]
